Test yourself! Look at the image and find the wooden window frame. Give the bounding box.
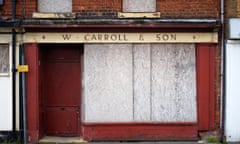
[0,44,10,77]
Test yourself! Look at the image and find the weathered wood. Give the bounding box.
[84,44,133,122]
[133,44,151,121]
[151,44,197,122]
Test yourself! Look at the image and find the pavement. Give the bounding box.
[89,142,199,144]
[38,137,203,144]
[37,136,240,144]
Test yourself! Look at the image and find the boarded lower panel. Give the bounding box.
[84,44,133,122]
[151,44,197,122]
[82,122,198,141]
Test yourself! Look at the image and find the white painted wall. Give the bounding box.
[225,42,240,142]
[0,77,12,130]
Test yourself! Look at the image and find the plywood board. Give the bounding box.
[133,44,151,121]
[151,44,197,122]
[84,44,133,122]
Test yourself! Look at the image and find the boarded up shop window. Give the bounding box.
[38,0,72,13]
[123,0,156,12]
[0,45,9,74]
[84,44,197,122]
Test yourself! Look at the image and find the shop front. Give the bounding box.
[22,22,218,142]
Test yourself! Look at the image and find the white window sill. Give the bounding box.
[118,12,160,18]
[32,12,76,19]
[0,73,10,77]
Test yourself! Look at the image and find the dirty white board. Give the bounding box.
[133,44,151,121]
[225,42,240,142]
[0,45,12,130]
[84,44,197,123]
[84,44,133,122]
[151,44,197,122]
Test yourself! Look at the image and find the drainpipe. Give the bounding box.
[11,0,17,136]
[11,29,16,133]
[220,0,225,142]
[19,44,27,144]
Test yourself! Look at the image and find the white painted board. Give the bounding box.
[151,44,197,122]
[0,77,12,130]
[83,44,197,122]
[225,42,240,142]
[133,44,151,121]
[84,44,133,122]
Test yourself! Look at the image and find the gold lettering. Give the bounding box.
[162,34,169,41]
[123,34,128,41]
[91,34,97,41]
[84,34,90,41]
[156,34,161,41]
[62,34,71,40]
[171,34,177,41]
[139,34,144,41]
[111,34,117,41]
[156,33,177,41]
[104,34,109,40]
[98,34,103,41]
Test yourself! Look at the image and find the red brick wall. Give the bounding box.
[1,0,220,19]
[157,0,220,18]
[1,0,36,18]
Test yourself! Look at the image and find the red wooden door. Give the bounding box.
[43,45,82,136]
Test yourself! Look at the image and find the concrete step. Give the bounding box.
[38,136,87,144]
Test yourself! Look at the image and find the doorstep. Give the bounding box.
[38,136,87,144]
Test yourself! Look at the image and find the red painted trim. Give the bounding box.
[196,44,216,131]
[209,45,216,130]
[25,43,40,143]
[27,130,39,143]
[82,122,197,126]
[82,122,198,141]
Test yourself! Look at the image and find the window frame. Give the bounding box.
[0,44,10,77]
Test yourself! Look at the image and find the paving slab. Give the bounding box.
[89,142,199,144]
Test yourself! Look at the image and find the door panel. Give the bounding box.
[42,45,82,136]
[46,107,80,136]
[45,62,80,106]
